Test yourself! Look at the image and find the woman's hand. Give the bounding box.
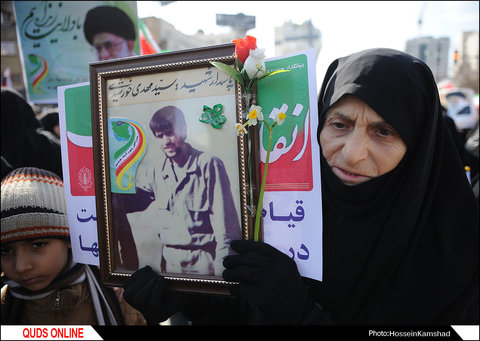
[223,240,314,324]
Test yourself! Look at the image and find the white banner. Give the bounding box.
[260,49,323,282]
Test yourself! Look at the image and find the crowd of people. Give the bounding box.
[1,4,478,328]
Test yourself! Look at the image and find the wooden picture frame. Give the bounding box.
[90,43,260,295]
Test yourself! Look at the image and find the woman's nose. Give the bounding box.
[342,130,369,165]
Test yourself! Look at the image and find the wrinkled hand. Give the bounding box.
[123,266,188,324]
[222,240,313,325]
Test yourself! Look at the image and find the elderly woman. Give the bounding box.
[124,49,478,325]
[306,48,478,324]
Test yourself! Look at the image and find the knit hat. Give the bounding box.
[1,167,70,243]
[83,6,136,45]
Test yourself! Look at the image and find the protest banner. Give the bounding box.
[13,1,139,103]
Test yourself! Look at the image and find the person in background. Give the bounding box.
[465,124,479,200]
[124,48,478,325]
[1,167,146,325]
[1,88,62,179]
[441,105,469,167]
[39,110,60,138]
[1,156,13,181]
[83,6,137,61]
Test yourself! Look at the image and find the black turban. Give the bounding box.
[83,6,136,45]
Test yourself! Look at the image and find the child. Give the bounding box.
[1,167,145,325]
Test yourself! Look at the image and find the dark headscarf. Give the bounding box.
[39,111,59,135]
[1,88,63,179]
[310,48,478,324]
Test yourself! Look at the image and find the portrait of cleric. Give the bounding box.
[111,105,242,277]
[83,5,137,61]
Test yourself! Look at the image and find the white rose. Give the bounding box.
[243,48,266,79]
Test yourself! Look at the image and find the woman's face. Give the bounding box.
[319,95,407,185]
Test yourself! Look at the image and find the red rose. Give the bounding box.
[232,35,257,64]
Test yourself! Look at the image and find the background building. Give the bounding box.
[2,0,476,97]
[1,0,24,91]
[452,31,479,93]
[405,36,450,82]
[142,16,236,52]
[274,20,322,60]
[143,14,325,63]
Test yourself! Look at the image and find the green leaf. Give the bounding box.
[240,68,251,84]
[258,69,290,81]
[236,58,244,70]
[246,77,258,93]
[210,61,245,88]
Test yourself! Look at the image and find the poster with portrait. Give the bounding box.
[13,1,139,104]
[90,44,259,294]
[60,45,322,287]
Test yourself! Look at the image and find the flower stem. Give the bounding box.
[254,121,272,241]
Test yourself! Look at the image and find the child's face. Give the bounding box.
[1,239,70,291]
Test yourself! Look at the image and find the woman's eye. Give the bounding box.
[331,121,347,129]
[377,127,395,137]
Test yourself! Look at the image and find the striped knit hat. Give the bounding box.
[1,167,70,243]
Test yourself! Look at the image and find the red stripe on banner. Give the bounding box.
[67,138,95,196]
[262,127,314,192]
[140,31,158,55]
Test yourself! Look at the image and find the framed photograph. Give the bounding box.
[90,43,260,295]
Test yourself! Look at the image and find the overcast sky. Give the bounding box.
[137,1,479,83]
